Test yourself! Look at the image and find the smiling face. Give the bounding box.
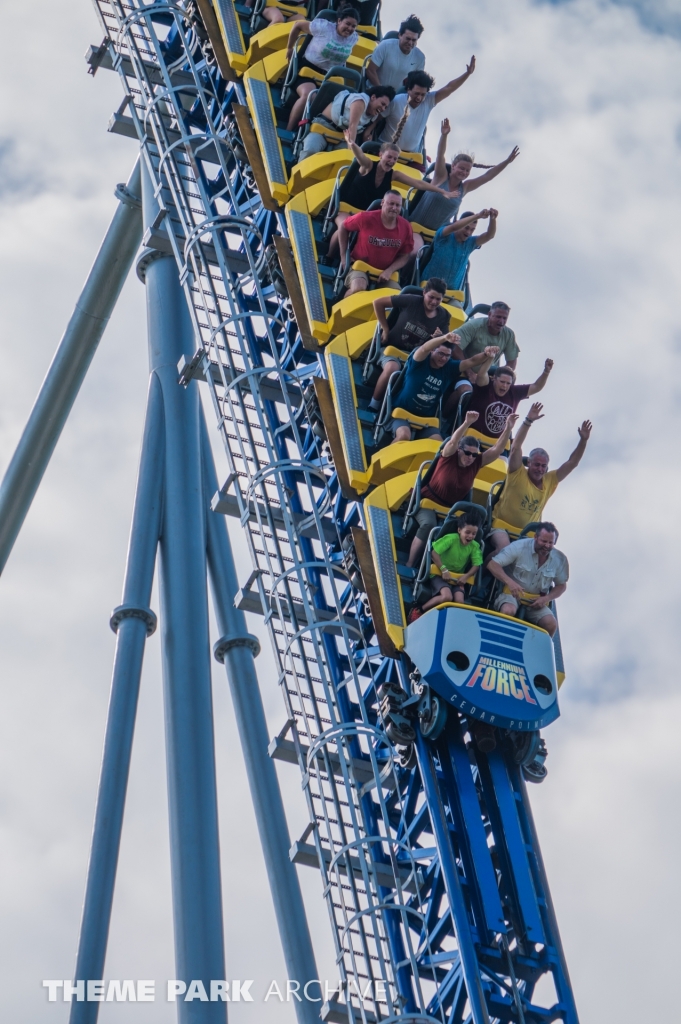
[450,158,473,184]
[534,528,556,557]
[368,93,392,117]
[337,16,358,37]
[399,29,420,53]
[379,148,400,170]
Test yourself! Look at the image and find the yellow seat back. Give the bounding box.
[246,22,290,66]
[368,438,440,486]
[391,407,439,429]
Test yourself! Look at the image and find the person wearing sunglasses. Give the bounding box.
[406,409,517,568]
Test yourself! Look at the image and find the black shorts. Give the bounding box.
[291,56,328,95]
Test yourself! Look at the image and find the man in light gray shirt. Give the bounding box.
[454,301,519,372]
[378,60,476,159]
[366,15,426,92]
[488,523,568,636]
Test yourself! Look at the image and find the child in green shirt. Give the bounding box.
[420,511,483,612]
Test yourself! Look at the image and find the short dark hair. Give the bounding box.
[405,70,434,91]
[336,6,360,21]
[535,521,558,538]
[367,84,396,101]
[424,277,447,296]
[382,188,402,199]
[490,301,510,311]
[492,365,516,382]
[457,510,484,530]
[399,15,424,35]
[459,210,475,220]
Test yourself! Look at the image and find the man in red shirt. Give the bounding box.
[406,409,517,567]
[338,190,414,296]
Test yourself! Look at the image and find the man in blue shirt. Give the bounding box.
[390,336,498,443]
[424,208,498,293]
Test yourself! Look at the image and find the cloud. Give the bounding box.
[0,1,678,1021]
[540,0,681,38]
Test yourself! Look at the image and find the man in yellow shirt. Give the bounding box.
[489,402,592,553]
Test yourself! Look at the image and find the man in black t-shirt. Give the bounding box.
[368,278,452,411]
[465,353,554,440]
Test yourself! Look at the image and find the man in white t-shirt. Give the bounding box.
[378,59,476,161]
[366,14,426,92]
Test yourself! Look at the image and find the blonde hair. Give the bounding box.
[451,151,493,169]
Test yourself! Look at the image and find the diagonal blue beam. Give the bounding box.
[0,159,142,576]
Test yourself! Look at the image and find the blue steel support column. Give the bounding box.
[0,159,142,575]
[70,373,165,1024]
[199,411,321,1024]
[143,184,227,1015]
[415,730,491,1024]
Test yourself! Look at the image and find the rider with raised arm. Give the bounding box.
[406,410,518,568]
[489,402,593,551]
[378,62,476,162]
[327,136,463,257]
[408,118,519,249]
[449,353,553,436]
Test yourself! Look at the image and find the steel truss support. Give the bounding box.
[0,159,143,576]
[69,157,318,1024]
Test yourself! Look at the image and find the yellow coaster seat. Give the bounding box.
[465,426,510,453]
[419,497,450,513]
[328,266,399,336]
[368,438,441,487]
[289,151,352,195]
[246,21,291,65]
[344,320,377,359]
[391,407,439,430]
[261,48,290,83]
[309,122,346,143]
[295,178,337,217]
[490,517,523,538]
[419,285,465,305]
[442,301,467,330]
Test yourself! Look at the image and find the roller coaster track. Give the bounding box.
[88,3,580,1021]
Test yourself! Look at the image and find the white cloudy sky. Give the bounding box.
[0,0,679,1020]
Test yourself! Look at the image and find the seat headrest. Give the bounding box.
[309,81,349,119]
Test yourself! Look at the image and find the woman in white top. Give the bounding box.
[286,9,360,131]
